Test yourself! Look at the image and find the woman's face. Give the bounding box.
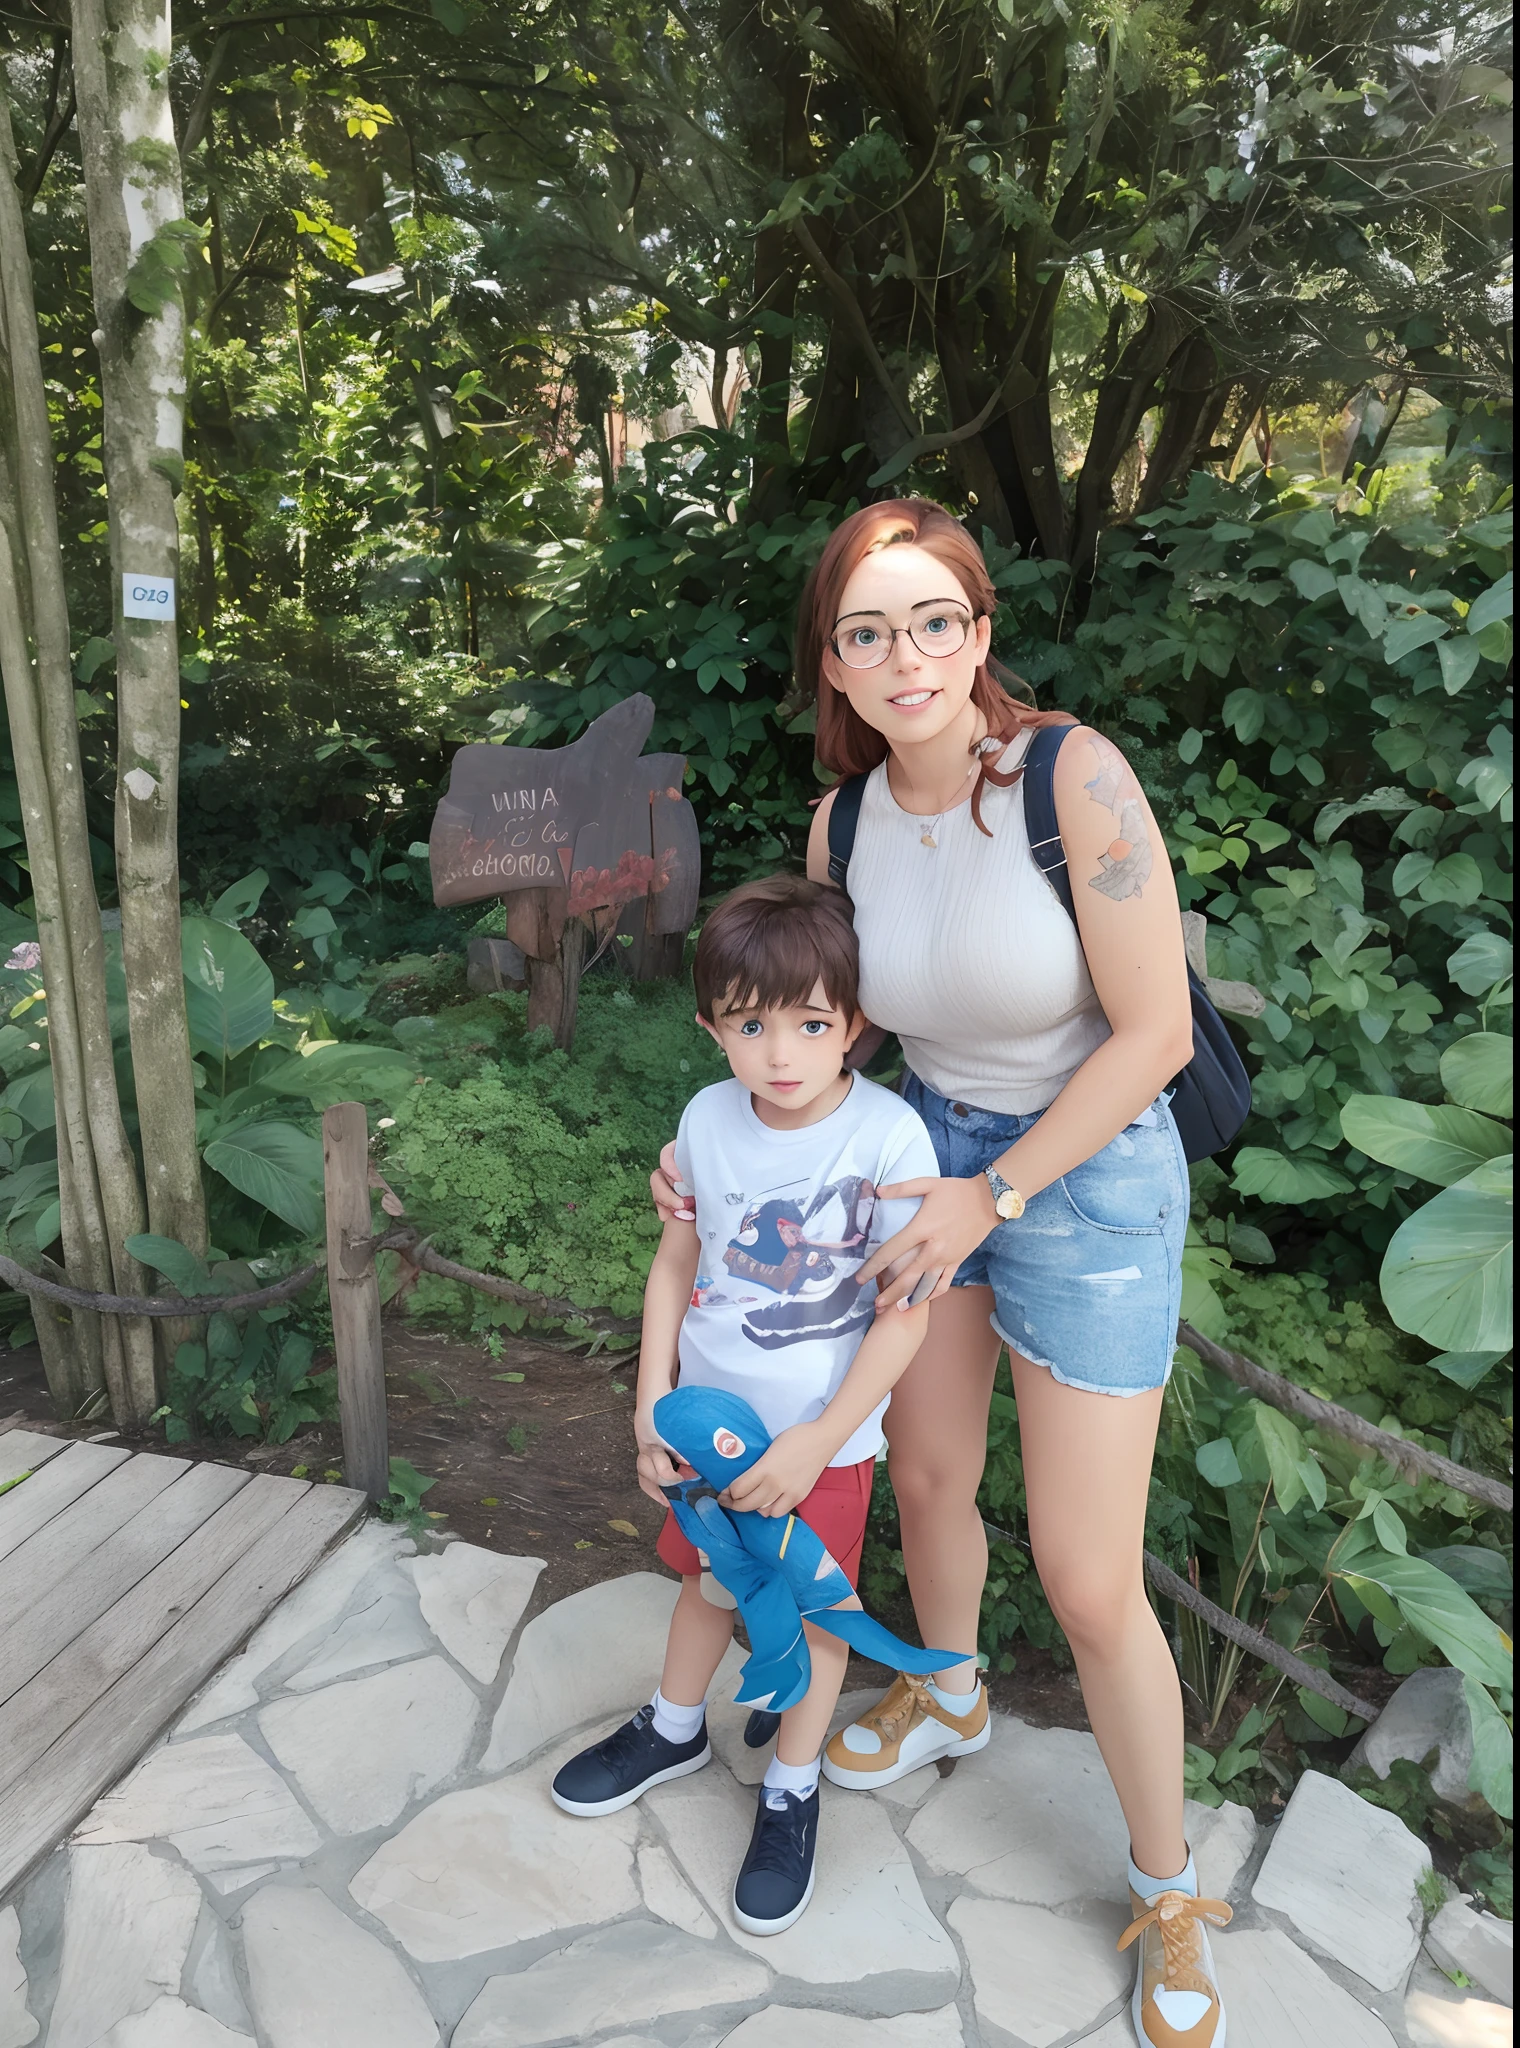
[820,543,992,752]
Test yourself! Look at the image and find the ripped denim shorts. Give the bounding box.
[902,1072,1189,1397]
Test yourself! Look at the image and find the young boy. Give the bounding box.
[551,873,942,1934]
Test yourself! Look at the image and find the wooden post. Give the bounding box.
[322,1100,388,1501]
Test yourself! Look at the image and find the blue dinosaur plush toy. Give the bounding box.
[653,1385,967,1715]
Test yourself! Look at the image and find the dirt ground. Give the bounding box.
[0,1321,1089,1730]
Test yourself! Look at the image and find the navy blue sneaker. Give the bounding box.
[743,1709,782,1749]
[733,1784,819,1934]
[550,1703,710,1816]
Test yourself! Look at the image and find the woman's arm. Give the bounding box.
[857,727,1193,1305]
[634,1219,702,1501]
[985,726,1193,1192]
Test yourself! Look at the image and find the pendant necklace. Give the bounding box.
[916,759,980,850]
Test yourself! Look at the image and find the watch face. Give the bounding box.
[997,1189,1025,1220]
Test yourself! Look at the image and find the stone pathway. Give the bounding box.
[2,1525,1510,2046]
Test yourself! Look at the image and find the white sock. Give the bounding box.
[927,1678,979,1717]
[651,1689,705,1744]
[1129,1847,1197,1901]
[763,1754,820,1803]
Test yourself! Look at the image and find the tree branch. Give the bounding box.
[178,24,234,158]
[1177,1321,1512,1515]
[1142,1551,1382,1724]
[790,212,918,441]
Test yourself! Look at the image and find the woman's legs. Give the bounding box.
[1010,1351,1186,1880]
[883,1285,1003,1691]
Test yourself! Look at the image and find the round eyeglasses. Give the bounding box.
[830,600,974,669]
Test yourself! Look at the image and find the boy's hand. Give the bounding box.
[720,1423,830,1519]
[634,1413,682,1505]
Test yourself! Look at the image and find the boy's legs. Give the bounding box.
[776,1601,858,1768]
[659,1572,737,1710]
[550,1573,730,1816]
[733,1594,862,1936]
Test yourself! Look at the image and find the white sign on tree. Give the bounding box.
[121,573,176,620]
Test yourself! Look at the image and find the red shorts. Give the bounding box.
[656,1457,876,1588]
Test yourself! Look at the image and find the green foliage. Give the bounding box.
[507,438,830,887]
[1343,1025,1513,1365]
[378,971,726,1328]
[123,219,208,317]
[377,1455,443,1537]
[134,1235,336,1445]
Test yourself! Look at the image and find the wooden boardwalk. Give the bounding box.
[0,1424,366,1901]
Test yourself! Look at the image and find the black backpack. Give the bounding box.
[825,722,1252,1163]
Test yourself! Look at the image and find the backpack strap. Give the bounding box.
[826,773,870,889]
[1020,723,1079,924]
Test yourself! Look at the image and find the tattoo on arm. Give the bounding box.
[1082,735,1153,902]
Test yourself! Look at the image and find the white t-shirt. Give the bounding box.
[673,1074,940,1466]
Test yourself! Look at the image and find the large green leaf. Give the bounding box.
[1429,1348,1511,1390]
[1440,1033,1513,1118]
[203,1121,324,1235]
[124,1232,214,1296]
[182,916,276,1060]
[209,869,270,926]
[1463,1679,1512,1819]
[1231,1147,1352,1202]
[0,1068,56,1131]
[1333,1545,1512,1690]
[1252,1402,1325,1514]
[258,1041,419,1110]
[1422,1547,1513,1604]
[1446,931,1512,996]
[1340,1095,1511,1185]
[1380,1155,1512,1353]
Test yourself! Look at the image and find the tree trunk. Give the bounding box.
[71,0,208,1288]
[0,82,159,1422]
[526,917,588,1051]
[1138,334,1232,513]
[1069,301,1190,575]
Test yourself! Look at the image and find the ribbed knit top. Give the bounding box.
[849,744,1112,1113]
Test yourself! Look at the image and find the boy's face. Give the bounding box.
[700,977,865,1122]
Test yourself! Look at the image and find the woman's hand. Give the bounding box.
[720,1422,831,1519]
[650,1140,694,1224]
[634,1411,683,1505]
[855,1174,999,1311]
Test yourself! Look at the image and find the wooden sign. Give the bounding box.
[429,695,701,1044]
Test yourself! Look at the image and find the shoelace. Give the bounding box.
[748,1793,813,1879]
[594,1704,660,1769]
[861,1674,934,1744]
[1116,1892,1233,1999]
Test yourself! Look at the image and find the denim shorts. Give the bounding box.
[903,1073,1189,1397]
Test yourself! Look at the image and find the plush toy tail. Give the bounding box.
[808,1606,967,1676]
[734,1639,810,1714]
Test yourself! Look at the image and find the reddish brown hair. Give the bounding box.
[797,498,1073,832]
[694,874,859,1023]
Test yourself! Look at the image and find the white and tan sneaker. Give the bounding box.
[820,1673,990,1789]
[1117,1885,1232,2048]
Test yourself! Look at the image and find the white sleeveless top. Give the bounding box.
[849,746,1111,1113]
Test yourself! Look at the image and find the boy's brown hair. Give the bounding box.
[693,874,859,1023]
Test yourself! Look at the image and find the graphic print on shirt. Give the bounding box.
[699,1175,880,1352]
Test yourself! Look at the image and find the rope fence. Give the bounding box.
[3,1100,1508,1726]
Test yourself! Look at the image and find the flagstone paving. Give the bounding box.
[4,1526,1509,2046]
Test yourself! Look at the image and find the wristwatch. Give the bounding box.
[983,1164,1026,1221]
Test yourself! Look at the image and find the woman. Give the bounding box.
[655,499,1230,2048]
